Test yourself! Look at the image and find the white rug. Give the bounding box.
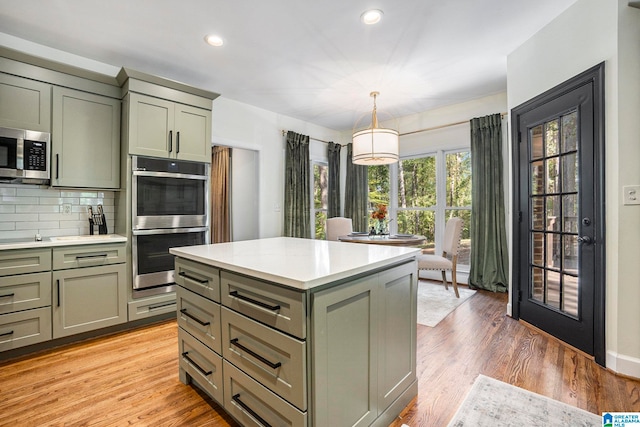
[447,375,601,427]
[417,280,476,327]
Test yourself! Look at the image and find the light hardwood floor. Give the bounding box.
[0,284,638,426]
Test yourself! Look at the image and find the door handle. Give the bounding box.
[577,235,594,245]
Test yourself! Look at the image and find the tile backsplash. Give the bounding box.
[0,183,116,240]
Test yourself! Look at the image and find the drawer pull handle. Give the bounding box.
[179,308,210,326]
[178,271,208,284]
[181,351,212,376]
[229,291,281,312]
[57,279,60,307]
[149,301,176,311]
[75,253,108,260]
[232,393,272,427]
[0,330,14,338]
[0,293,15,298]
[230,338,282,369]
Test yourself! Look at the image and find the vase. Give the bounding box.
[374,219,386,235]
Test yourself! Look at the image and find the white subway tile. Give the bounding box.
[2,196,39,205]
[0,187,17,196]
[16,221,59,230]
[16,205,60,213]
[0,230,34,240]
[0,213,39,222]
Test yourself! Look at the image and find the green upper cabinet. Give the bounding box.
[127,92,212,163]
[51,87,121,189]
[0,73,51,132]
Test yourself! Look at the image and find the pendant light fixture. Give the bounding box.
[352,91,399,165]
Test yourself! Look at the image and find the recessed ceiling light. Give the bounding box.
[361,9,383,25]
[204,34,224,47]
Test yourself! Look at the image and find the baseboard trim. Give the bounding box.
[606,350,640,380]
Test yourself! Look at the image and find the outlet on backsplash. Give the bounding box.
[62,203,72,215]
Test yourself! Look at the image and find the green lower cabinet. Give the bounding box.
[52,263,127,338]
[312,261,417,427]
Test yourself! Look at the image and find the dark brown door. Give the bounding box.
[511,64,605,365]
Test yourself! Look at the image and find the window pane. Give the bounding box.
[313,164,328,210]
[545,119,559,157]
[530,125,544,160]
[368,165,390,211]
[446,209,471,266]
[397,210,435,249]
[446,152,472,207]
[315,210,327,240]
[397,156,436,208]
[561,111,578,153]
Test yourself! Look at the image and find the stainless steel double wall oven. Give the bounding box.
[131,156,209,297]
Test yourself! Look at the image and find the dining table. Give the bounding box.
[338,233,426,247]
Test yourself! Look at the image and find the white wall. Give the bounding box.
[211,97,343,238]
[230,147,259,241]
[507,0,640,377]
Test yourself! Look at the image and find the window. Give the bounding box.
[396,155,437,252]
[369,149,472,269]
[368,164,390,229]
[312,162,328,239]
[445,151,472,267]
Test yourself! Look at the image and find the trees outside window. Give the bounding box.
[312,162,328,239]
[368,149,472,268]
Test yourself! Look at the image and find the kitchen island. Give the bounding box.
[170,237,420,427]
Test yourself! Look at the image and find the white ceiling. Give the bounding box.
[0,0,578,131]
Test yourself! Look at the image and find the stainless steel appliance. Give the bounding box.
[131,156,209,297]
[0,126,50,184]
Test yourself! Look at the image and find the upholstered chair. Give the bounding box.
[325,217,353,241]
[417,217,464,298]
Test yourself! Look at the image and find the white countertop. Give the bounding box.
[169,236,420,290]
[0,234,127,250]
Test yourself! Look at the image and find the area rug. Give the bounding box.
[417,280,476,327]
[447,375,601,427]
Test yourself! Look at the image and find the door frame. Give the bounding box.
[510,62,606,365]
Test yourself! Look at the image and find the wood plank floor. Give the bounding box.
[1,284,638,426]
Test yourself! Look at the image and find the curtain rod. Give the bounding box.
[399,111,508,137]
[281,129,332,144]
[283,111,508,142]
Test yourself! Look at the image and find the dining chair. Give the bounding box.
[325,217,353,241]
[417,217,464,298]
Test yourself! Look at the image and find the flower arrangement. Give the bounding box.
[371,203,387,220]
[371,204,388,235]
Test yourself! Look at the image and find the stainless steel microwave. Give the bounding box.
[0,126,51,184]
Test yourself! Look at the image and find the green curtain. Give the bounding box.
[344,143,368,232]
[284,131,311,238]
[327,142,341,218]
[469,114,509,292]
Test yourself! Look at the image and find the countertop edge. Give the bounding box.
[0,235,127,250]
[170,246,420,290]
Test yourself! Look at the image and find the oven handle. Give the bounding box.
[132,227,208,236]
[132,170,208,180]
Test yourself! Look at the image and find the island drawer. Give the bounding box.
[0,248,51,277]
[220,272,306,339]
[0,272,51,314]
[0,307,52,351]
[221,306,306,411]
[175,257,220,303]
[178,328,224,405]
[177,286,221,355]
[53,244,125,270]
[223,360,307,427]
